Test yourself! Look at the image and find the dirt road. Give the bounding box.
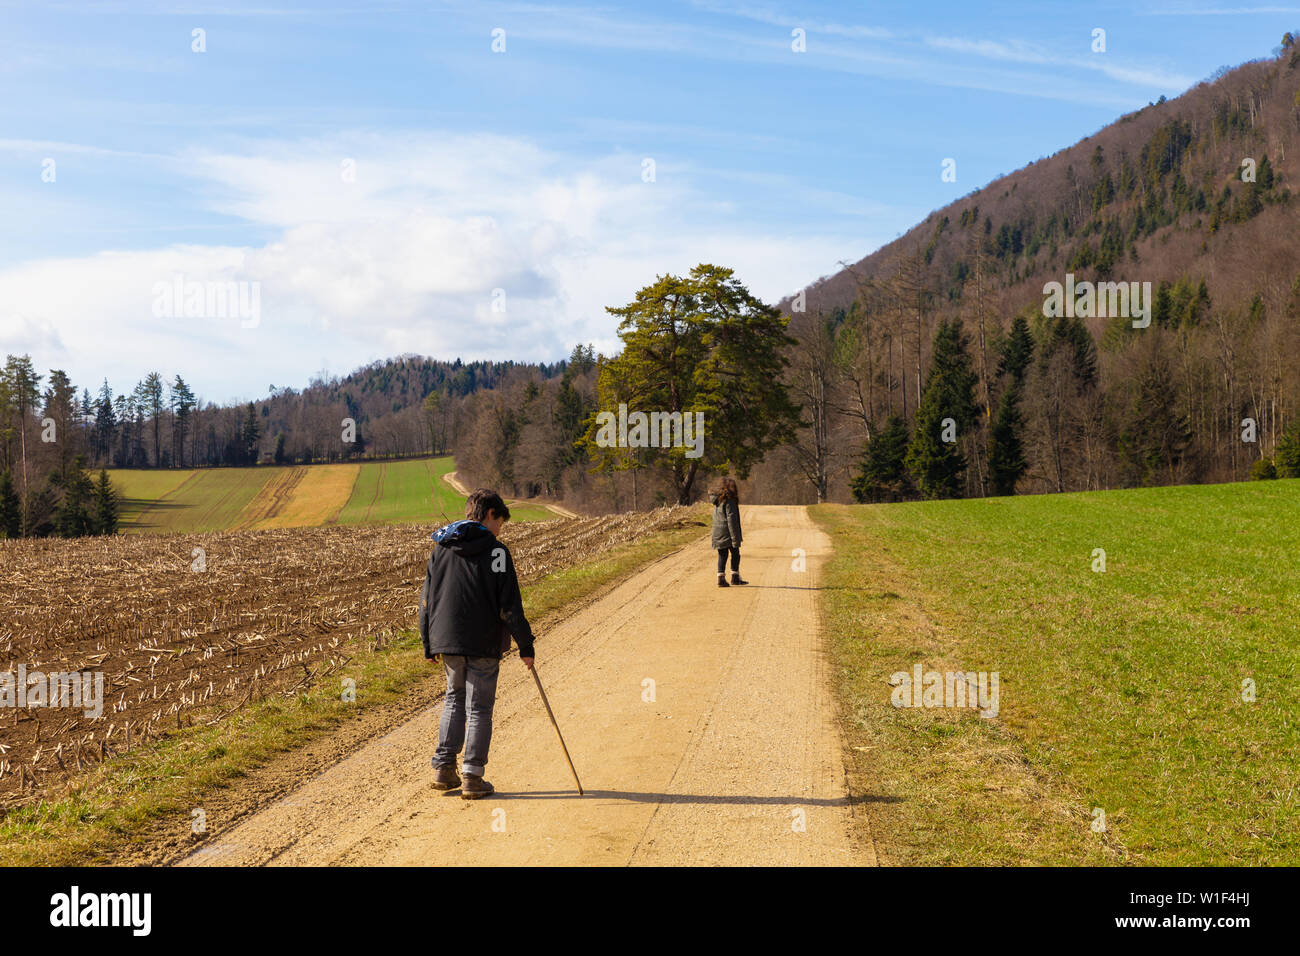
[443,470,581,519]
[179,505,874,866]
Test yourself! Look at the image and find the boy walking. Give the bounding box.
[419,488,535,799]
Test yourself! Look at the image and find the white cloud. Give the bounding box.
[0,131,867,399]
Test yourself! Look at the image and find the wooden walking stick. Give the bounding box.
[527,663,584,796]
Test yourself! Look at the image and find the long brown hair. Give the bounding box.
[710,476,739,502]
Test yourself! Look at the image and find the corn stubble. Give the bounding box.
[0,506,694,807]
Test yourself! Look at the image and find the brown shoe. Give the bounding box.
[432,764,461,791]
[717,574,729,587]
[461,774,494,799]
[731,573,748,585]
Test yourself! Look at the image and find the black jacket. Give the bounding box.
[419,520,535,659]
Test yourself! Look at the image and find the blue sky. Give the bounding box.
[1,0,1295,404]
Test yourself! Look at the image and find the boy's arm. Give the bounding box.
[419,553,436,659]
[496,545,535,657]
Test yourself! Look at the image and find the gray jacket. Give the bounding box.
[709,492,742,549]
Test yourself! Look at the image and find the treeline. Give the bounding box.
[829,285,1300,505]
[0,352,570,536]
[1,355,566,471]
[0,356,120,538]
[451,257,1300,512]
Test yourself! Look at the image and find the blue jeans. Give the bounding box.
[434,655,501,776]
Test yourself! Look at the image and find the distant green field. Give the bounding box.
[110,456,552,534]
[813,480,1300,866]
[109,469,197,526]
[111,468,274,534]
[337,457,551,525]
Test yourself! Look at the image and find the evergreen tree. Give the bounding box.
[997,315,1034,382]
[2,355,43,494]
[988,316,1034,495]
[54,458,96,537]
[170,375,197,467]
[1276,419,1300,478]
[43,369,78,478]
[93,468,119,535]
[22,480,57,538]
[988,383,1027,495]
[1117,344,1191,486]
[94,380,118,464]
[0,470,20,538]
[243,401,262,463]
[906,319,979,498]
[135,372,165,466]
[582,264,798,504]
[851,416,912,503]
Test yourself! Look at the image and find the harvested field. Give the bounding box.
[232,464,359,530]
[0,507,697,809]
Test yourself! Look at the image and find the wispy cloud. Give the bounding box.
[477,1,1195,108]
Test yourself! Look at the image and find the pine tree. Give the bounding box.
[22,480,57,538]
[54,459,96,537]
[988,316,1034,495]
[1117,343,1191,486]
[851,416,912,503]
[906,319,979,498]
[582,264,798,504]
[997,315,1034,381]
[1276,419,1300,478]
[2,355,42,495]
[243,401,262,463]
[94,379,117,464]
[0,470,20,538]
[170,375,197,467]
[135,372,165,466]
[93,468,119,535]
[988,383,1027,495]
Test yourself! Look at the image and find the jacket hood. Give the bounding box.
[431,519,496,556]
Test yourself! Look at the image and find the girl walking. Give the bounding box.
[708,477,746,587]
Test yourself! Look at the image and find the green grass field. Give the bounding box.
[813,479,1300,866]
[108,469,197,526]
[334,456,548,525]
[110,456,552,534]
[111,468,273,534]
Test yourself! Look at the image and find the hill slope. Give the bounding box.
[793,52,1300,324]
[758,44,1300,502]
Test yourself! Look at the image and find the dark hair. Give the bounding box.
[709,476,739,502]
[465,488,510,522]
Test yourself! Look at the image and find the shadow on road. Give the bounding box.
[482,789,902,806]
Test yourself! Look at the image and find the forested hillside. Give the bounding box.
[756,42,1300,502]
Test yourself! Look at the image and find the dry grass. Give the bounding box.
[235,464,361,529]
